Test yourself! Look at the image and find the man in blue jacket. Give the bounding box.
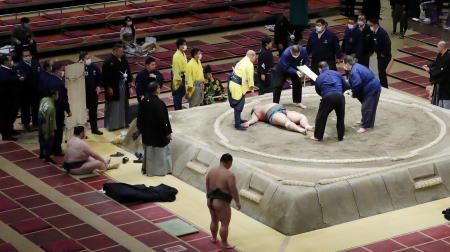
[38,60,53,100]
[368,19,391,88]
[273,45,309,109]
[17,49,41,131]
[311,62,349,141]
[136,57,163,102]
[45,62,71,155]
[79,51,103,135]
[343,56,382,134]
[341,16,361,58]
[307,18,341,75]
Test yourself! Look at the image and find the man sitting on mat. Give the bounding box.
[242,103,314,134]
[64,126,119,174]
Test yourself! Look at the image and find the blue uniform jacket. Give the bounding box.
[45,74,70,114]
[17,58,41,90]
[84,63,102,93]
[348,63,381,101]
[135,68,164,99]
[341,27,361,55]
[306,29,341,61]
[278,46,309,75]
[38,71,52,99]
[315,69,349,97]
[372,27,391,58]
[0,66,21,103]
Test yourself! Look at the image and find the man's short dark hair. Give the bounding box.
[343,55,355,65]
[145,57,156,65]
[48,89,58,97]
[20,17,30,24]
[74,126,85,136]
[112,43,124,51]
[368,19,379,25]
[42,60,52,71]
[0,54,10,65]
[204,65,212,74]
[316,18,327,26]
[290,45,300,53]
[261,36,273,47]
[318,61,329,70]
[191,48,200,58]
[176,38,186,48]
[52,62,64,72]
[79,51,88,61]
[146,81,159,95]
[220,153,233,163]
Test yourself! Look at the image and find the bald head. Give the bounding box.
[246,50,256,63]
[437,41,448,53]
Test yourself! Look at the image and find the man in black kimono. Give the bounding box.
[102,44,133,131]
[79,51,103,135]
[137,81,172,176]
[257,37,274,95]
[0,55,24,141]
[274,11,290,56]
[423,41,450,108]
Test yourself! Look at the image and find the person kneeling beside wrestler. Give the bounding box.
[242,103,314,134]
[63,126,120,175]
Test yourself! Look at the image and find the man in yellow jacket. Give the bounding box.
[185,48,205,107]
[172,38,188,110]
[228,50,256,130]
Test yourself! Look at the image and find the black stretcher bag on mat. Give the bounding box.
[103,182,178,203]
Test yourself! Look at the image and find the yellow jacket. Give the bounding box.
[229,56,254,100]
[185,58,204,97]
[172,49,188,91]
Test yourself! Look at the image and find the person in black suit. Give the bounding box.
[137,81,172,176]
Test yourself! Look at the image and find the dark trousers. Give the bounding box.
[0,102,15,139]
[311,58,337,75]
[377,56,391,88]
[258,73,273,95]
[273,69,302,104]
[86,92,99,131]
[52,111,65,154]
[20,86,39,126]
[314,93,345,141]
[172,84,185,111]
[228,90,245,127]
[39,131,53,158]
[357,54,370,68]
[361,90,381,129]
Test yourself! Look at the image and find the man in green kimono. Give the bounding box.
[38,89,58,164]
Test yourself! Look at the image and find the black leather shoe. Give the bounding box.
[92,130,103,135]
[235,125,247,131]
[45,157,57,164]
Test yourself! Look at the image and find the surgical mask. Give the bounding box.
[357,21,364,26]
[343,65,349,71]
[370,26,375,32]
[23,56,32,62]
[182,45,187,51]
[126,21,132,26]
[292,54,299,59]
[316,26,323,32]
[85,59,92,65]
[348,24,354,29]
[198,54,202,60]
[60,71,65,78]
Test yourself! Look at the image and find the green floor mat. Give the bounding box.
[155,218,199,237]
[56,167,101,179]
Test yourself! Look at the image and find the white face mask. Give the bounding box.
[348,24,354,29]
[343,65,349,71]
[316,26,323,32]
[23,56,32,62]
[292,53,299,59]
[85,59,92,65]
[370,26,376,32]
[198,54,202,60]
[126,21,132,26]
[182,45,187,51]
[357,21,364,26]
[60,71,65,78]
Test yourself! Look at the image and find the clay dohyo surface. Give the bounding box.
[122,87,450,235]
